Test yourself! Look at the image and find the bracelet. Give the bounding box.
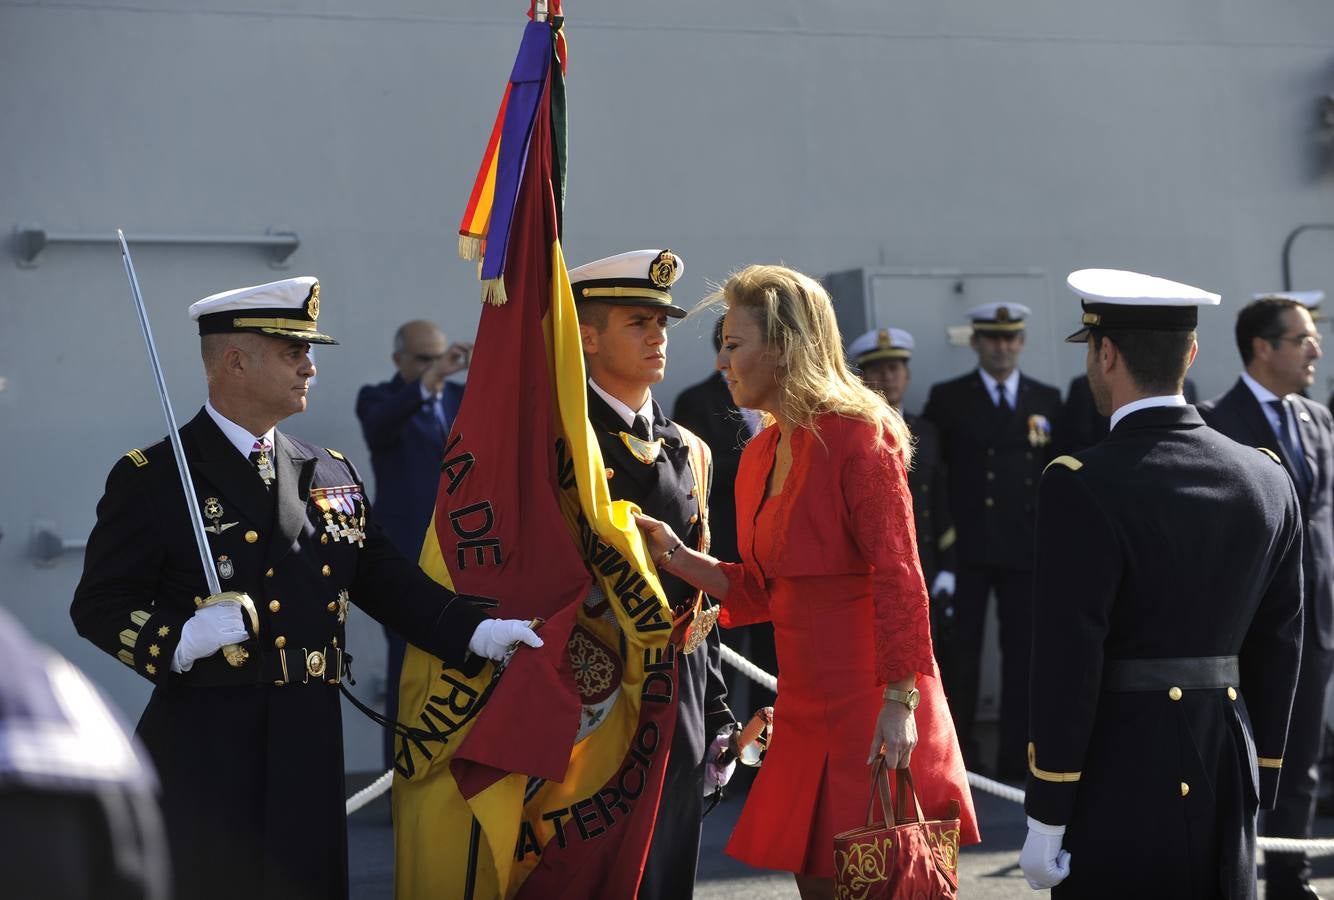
[658,540,684,568]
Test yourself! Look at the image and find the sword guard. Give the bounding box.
[196,591,259,668]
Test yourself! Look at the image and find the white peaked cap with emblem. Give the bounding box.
[1252,290,1326,320]
[188,275,337,344]
[1064,268,1220,343]
[568,249,687,319]
[847,327,915,365]
[968,302,1032,334]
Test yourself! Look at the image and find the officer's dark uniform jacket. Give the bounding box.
[1026,405,1304,900]
[71,408,490,900]
[904,413,956,600]
[923,370,1062,567]
[587,387,734,900]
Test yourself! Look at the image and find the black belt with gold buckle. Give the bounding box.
[266,644,346,686]
[1102,655,1239,692]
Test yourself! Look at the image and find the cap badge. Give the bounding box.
[306,282,321,321]
[877,329,892,349]
[648,250,679,289]
[996,306,1012,322]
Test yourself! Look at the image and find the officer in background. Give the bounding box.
[1021,269,1304,897]
[0,604,169,900]
[924,302,1062,780]
[572,250,736,900]
[1199,293,1334,900]
[356,319,471,769]
[846,327,957,651]
[674,316,773,713]
[70,277,541,900]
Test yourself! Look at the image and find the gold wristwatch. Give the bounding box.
[883,688,921,710]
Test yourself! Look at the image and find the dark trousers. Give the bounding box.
[943,564,1033,780]
[1264,607,1334,891]
[383,627,407,771]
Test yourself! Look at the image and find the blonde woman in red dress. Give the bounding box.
[635,264,980,899]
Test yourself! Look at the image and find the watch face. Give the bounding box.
[908,689,921,709]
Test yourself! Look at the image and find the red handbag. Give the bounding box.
[833,755,960,899]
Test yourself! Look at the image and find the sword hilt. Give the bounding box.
[196,591,260,668]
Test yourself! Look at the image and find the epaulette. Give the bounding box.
[326,448,347,462]
[124,449,148,468]
[1256,447,1282,465]
[1044,455,1083,473]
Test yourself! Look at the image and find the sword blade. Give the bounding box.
[117,229,222,597]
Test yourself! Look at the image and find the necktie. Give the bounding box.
[1267,399,1313,497]
[996,383,1012,414]
[632,414,652,441]
[249,438,275,488]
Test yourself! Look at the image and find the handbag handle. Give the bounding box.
[865,753,928,827]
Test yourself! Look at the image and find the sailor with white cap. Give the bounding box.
[1021,269,1303,897]
[1201,287,1334,900]
[569,249,737,900]
[72,276,541,900]
[923,300,1062,781]
[847,328,958,643]
[1254,290,1326,322]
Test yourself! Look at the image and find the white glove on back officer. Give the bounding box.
[1020,817,1071,890]
[172,601,249,673]
[704,733,737,797]
[468,618,544,661]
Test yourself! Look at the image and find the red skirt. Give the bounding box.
[724,573,980,878]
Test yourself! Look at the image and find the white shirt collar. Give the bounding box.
[1109,394,1187,431]
[977,368,1020,405]
[1240,370,1284,405]
[588,379,653,429]
[204,400,275,459]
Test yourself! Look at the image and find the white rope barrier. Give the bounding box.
[343,647,1334,854]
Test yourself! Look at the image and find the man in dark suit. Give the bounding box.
[924,302,1062,781]
[673,317,774,711]
[1021,268,1304,897]
[847,326,958,651]
[1199,294,1333,900]
[70,277,539,900]
[356,319,471,768]
[1060,373,1198,453]
[572,250,736,900]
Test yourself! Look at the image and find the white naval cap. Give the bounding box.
[568,249,687,318]
[1252,290,1326,320]
[968,302,1031,335]
[1064,268,1220,343]
[847,327,915,365]
[189,276,337,345]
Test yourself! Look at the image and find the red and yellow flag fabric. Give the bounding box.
[392,7,681,898]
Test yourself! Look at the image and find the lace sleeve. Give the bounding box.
[717,561,772,628]
[844,437,935,684]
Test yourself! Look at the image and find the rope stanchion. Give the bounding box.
[346,768,393,815]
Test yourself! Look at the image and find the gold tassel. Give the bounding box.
[481,277,508,306]
[458,235,482,261]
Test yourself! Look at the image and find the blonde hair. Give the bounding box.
[704,264,913,465]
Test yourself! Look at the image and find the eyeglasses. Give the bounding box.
[412,353,446,364]
[1272,333,1323,351]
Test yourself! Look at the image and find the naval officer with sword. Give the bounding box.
[71,242,541,900]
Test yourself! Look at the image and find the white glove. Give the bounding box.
[704,733,737,797]
[468,618,544,662]
[930,570,956,598]
[172,601,249,673]
[1019,817,1071,890]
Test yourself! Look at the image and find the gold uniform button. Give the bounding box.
[1227,687,1238,701]
[689,514,699,525]
[985,498,995,507]
[1180,782,1190,797]
[322,564,332,576]
[327,602,337,613]
[1168,686,1183,701]
[321,534,329,545]
[245,530,259,544]
[605,467,615,479]
[269,600,281,613]
[265,568,275,578]
[274,636,287,649]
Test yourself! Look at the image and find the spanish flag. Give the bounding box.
[392,6,680,897]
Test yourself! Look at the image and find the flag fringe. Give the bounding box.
[459,234,483,261]
[482,277,508,306]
